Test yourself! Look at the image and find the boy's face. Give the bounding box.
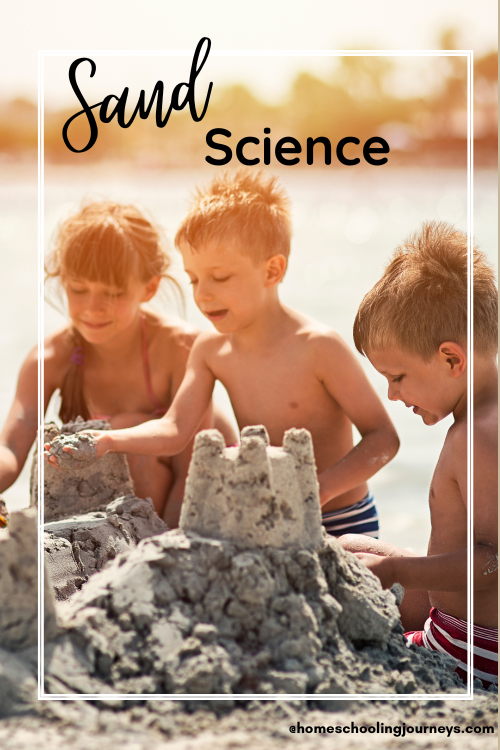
[179,240,280,333]
[367,346,466,426]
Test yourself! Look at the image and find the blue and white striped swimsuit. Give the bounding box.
[321,492,379,538]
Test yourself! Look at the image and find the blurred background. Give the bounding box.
[0,8,496,554]
[2,33,497,167]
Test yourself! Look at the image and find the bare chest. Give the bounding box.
[82,356,171,416]
[211,346,345,447]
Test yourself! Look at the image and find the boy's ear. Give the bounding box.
[142,276,161,302]
[438,341,467,377]
[264,254,287,287]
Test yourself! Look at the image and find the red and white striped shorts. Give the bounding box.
[405,607,498,689]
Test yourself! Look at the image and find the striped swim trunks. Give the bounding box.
[405,607,498,689]
[321,492,379,538]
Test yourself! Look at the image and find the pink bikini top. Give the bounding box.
[70,315,166,420]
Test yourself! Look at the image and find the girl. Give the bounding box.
[0,201,236,526]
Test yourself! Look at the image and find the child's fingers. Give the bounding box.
[44,451,62,471]
[62,446,74,454]
[0,497,9,528]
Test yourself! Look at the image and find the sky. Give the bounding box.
[1,0,497,105]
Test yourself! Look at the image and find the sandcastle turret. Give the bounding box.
[179,425,323,549]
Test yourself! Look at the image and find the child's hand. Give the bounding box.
[44,442,62,470]
[44,430,108,471]
[78,430,109,458]
[354,552,395,589]
[0,495,9,527]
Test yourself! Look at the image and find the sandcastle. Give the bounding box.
[180,426,323,550]
[42,422,325,601]
[20,422,464,697]
[37,419,167,600]
[32,418,134,521]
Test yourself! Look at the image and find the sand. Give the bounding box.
[0,422,496,747]
[44,527,466,697]
[34,419,134,521]
[44,494,168,601]
[0,696,497,748]
[47,433,99,471]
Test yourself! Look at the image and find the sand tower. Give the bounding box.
[180,425,323,550]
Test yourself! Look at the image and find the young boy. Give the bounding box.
[46,170,399,534]
[341,221,498,689]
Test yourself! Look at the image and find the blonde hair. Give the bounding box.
[353,221,498,360]
[46,202,174,289]
[174,169,292,265]
[45,201,181,422]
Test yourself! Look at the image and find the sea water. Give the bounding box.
[0,164,496,554]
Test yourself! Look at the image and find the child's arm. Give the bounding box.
[162,333,216,528]
[354,550,467,591]
[58,336,216,461]
[356,422,498,593]
[315,333,400,507]
[0,347,40,493]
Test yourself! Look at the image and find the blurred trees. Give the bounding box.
[0,48,496,167]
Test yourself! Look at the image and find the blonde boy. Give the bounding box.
[341,222,498,689]
[47,171,399,534]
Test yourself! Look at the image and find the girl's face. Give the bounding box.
[64,275,159,344]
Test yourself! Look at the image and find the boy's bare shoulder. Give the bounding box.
[285,307,343,343]
[473,393,498,474]
[449,392,498,550]
[474,391,498,441]
[291,312,357,365]
[449,394,497,464]
[446,418,467,465]
[447,392,497,514]
[192,329,227,356]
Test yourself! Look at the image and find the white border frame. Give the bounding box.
[37,46,474,702]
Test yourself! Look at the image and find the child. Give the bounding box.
[47,171,400,538]
[341,221,498,689]
[1,201,235,526]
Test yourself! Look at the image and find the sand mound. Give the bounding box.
[40,425,464,696]
[0,422,465,699]
[47,432,99,471]
[0,508,58,653]
[45,494,168,601]
[48,528,463,696]
[33,419,134,521]
[38,418,167,601]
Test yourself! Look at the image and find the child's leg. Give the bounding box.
[338,534,431,632]
[108,413,172,518]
